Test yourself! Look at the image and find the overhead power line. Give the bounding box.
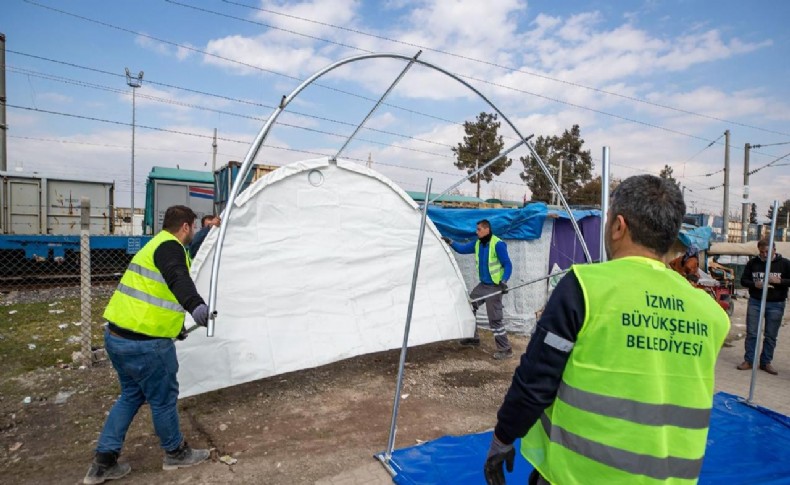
[8,50,456,151]
[218,0,790,138]
[24,0,739,149]
[7,65,456,160]
[6,104,532,189]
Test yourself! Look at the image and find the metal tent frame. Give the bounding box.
[198,52,592,472]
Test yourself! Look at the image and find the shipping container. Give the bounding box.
[0,171,114,235]
[213,161,278,215]
[143,166,214,234]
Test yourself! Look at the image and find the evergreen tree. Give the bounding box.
[451,112,512,198]
[519,124,593,203]
[659,164,680,187]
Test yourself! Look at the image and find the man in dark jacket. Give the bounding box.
[737,239,790,375]
[84,206,211,484]
[188,214,220,259]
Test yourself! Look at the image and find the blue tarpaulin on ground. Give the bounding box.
[378,392,790,484]
[427,203,548,241]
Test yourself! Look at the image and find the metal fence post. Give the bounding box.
[80,197,92,367]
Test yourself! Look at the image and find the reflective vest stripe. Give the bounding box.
[116,283,184,313]
[538,414,704,480]
[127,262,167,284]
[558,382,711,429]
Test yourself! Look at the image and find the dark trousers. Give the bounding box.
[469,283,511,351]
[744,298,786,365]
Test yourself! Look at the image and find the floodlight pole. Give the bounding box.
[747,200,779,404]
[125,68,143,231]
[600,147,610,262]
[335,50,421,160]
[384,177,432,462]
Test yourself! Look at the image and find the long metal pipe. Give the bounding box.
[335,51,421,160]
[747,200,779,403]
[385,177,432,460]
[207,52,590,332]
[600,147,610,262]
[428,138,528,206]
[469,269,569,304]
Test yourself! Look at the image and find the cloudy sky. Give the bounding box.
[5,0,790,219]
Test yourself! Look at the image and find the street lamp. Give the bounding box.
[125,68,143,234]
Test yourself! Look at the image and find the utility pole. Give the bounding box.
[475,137,481,199]
[366,153,373,168]
[125,68,143,230]
[741,143,751,242]
[211,128,217,173]
[555,157,564,206]
[722,130,730,242]
[0,33,7,172]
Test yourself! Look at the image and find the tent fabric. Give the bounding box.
[379,392,790,484]
[177,158,475,398]
[426,203,548,241]
[548,215,602,269]
[709,241,790,256]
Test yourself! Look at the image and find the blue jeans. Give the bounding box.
[96,327,183,454]
[744,298,786,366]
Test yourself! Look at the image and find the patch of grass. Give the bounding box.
[0,296,110,380]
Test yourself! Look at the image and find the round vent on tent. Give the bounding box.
[308,169,324,187]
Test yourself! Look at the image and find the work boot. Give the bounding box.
[83,451,131,484]
[163,441,210,470]
[760,363,779,375]
[493,349,514,360]
[459,338,481,347]
[736,361,752,370]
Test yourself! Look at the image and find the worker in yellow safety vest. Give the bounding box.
[484,175,730,485]
[84,205,212,485]
[444,219,514,360]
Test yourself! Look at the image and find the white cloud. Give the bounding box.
[37,92,73,104]
[254,0,359,39]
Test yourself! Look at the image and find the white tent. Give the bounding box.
[177,158,475,398]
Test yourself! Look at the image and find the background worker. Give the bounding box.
[669,244,700,283]
[443,219,513,360]
[189,214,221,259]
[483,175,729,484]
[737,239,790,375]
[84,205,212,484]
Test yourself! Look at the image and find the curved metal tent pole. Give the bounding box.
[207,51,591,331]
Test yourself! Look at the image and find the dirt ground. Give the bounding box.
[0,314,529,485]
[2,286,784,485]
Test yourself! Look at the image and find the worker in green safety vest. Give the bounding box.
[484,175,730,485]
[84,205,212,485]
[444,219,514,360]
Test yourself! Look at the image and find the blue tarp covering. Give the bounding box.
[680,225,714,251]
[379,392,790,484]
[547,208,601,221]
[427,203,548,241]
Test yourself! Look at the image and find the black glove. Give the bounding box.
[441,236,453,245]
[499,280,508,295]
[191,304,209,327]
[484,435,515,485]
[176,326,188,341]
